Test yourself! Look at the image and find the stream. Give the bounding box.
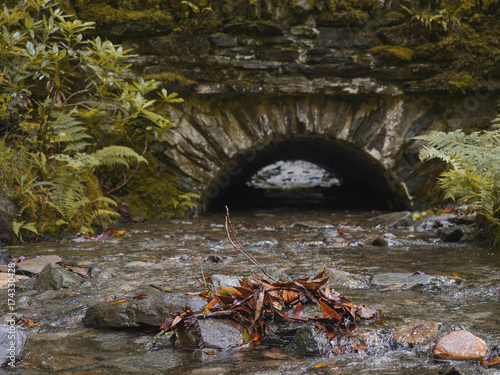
[3,208,500,374]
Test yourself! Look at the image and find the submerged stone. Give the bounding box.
[284,323,331,357]
[0,324,27,366]
[324,268,367,289]
[433,330,487,362]
[391,318,440,345]
[368,211,414,228]
[370,272,437,290]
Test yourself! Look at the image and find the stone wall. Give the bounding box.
[70,0,500,211]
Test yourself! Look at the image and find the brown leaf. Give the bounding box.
[253,286,265,322]
[319,300,342,320]
[291,302,304,319]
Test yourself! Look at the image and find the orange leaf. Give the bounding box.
[111,299,127,305]
[481,357,500,366]
[132,293,148,299]
[202,298,219,314]
[222,287,245,298]
[319,300,341,320]
[312,363,328,368]
[291,302,304,319]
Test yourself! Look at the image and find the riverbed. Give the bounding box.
[3,208,500,374]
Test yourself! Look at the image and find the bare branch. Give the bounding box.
[224,206,277,282]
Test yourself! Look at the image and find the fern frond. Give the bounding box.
[94,146,147,168]
[50,111,93,152]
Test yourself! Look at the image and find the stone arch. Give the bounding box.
[162,95,446,212]
[203,134,412,212]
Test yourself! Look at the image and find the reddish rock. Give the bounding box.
[434,330,488,361]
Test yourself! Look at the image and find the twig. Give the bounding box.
[225,206,277,282]
[150,283,174,293]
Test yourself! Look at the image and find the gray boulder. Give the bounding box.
[284,323,331,357]
[0,323,27,367]
[83,292,207,328]
[179,318,246,350]
[35,263,84,292]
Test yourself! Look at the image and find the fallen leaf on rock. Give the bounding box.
[110,300,127,305]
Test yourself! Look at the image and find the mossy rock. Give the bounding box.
[371,45,414,62]
[72,0,174,36]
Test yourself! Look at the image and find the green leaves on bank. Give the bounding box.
[0,0,195,241]
[415,125,500,247]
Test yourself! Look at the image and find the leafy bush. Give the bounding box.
[0,0,195,241]
[415,127,500,247]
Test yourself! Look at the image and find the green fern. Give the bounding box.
[415,129,500,246]
[51,111,93,153]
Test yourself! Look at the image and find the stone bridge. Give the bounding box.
[81,1,500,212]
[162,92,484,212]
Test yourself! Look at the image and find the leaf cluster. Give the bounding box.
[158,270,379,351]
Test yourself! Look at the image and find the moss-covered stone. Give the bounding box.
[372,45,415,62]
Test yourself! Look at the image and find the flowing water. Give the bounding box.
[3,209,500,374]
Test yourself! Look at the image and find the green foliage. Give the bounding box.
[0,0,191,241]
[402,6,463,35]
[415,128,500,247]
[123,154,198,220]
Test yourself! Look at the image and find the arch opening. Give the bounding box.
[203,136,412,213]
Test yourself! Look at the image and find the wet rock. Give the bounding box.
[89,266,114,286]
[433,330,488,361]
[83,293,207,328]
[16,255,63,275]
[370,272,437,290]
[284,323,330,357]
[365,235,388,246]
[211,274,241,288]
[34,263,84,292]
[414,213,456,231]
[324,268,367,289]
[293,221,333,229]
[391,318,440,345]
[356,326,390,349]
[192,348,222,362]
[0,273,29,289]
[179,319,246,350]
[0,323,27,366]
[368,211,414,228]
[437,227,464,243]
